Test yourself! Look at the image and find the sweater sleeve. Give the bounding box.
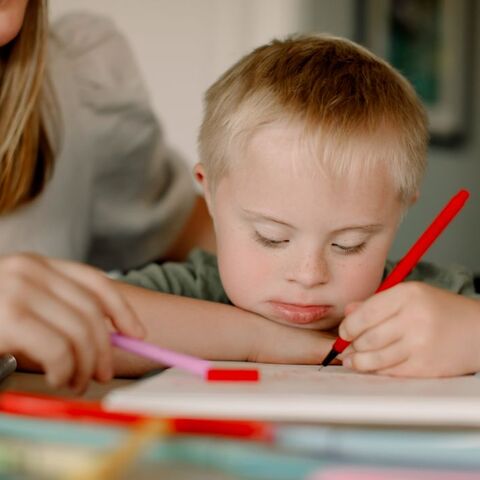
[116,249,231,304]
[385,259,480,299]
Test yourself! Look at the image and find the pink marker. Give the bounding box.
[110,333,259,382]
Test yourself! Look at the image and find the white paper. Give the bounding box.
[104,362,480,426]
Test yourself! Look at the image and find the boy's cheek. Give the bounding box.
[340,259,386,302]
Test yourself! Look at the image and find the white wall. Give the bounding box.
[50,0,320,166]
[49,0,480,272]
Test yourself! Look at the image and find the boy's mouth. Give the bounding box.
[268,301,333,325]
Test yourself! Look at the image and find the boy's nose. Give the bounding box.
[288,255,330,288]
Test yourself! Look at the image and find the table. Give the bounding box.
[2,372,480,480]
[0,371,133,400]
[0,372,246,479]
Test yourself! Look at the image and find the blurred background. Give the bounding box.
[50,0,479,275]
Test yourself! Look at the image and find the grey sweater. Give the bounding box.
[118,249,479,302]
[0,13,195,270]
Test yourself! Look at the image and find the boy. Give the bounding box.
[119,35,480,378]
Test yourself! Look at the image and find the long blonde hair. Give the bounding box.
[0,0,56,215]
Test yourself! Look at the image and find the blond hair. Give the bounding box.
[0,0,57,215]
[198,35,428,203]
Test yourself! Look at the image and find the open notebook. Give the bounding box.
[103,362,480,426]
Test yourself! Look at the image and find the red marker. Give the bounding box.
[0,391,271,440]
[0,390,144,426]
[321,189,470,368]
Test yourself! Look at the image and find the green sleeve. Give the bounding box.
[117,249,231,304]
[385,260,480,299]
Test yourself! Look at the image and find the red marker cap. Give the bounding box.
[206,368,259,382]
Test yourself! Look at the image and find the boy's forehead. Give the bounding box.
[238,118,399,152]
[227,131,399,196]
[217,164,404,232]
[234,121,399,181]
[219,122,404,212]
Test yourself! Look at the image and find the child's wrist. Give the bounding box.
[243,313,269,362]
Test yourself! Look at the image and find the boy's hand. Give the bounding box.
[339,282,480,377]
[0,254,145,393]
[248,317,337,365]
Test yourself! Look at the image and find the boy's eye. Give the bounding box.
[332,242,366,255]
[254,231,289,248]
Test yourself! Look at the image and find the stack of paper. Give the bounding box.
[104,363,480,426]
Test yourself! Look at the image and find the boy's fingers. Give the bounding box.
[351,317,402,352]
[339,289,403,341]
[342,340,407,372]
[376,361,411,377]
[336,344,354,361]
[47,258,145,338]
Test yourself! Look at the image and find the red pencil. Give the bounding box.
[321,189,470,368]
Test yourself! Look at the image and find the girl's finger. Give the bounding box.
[40,278,113,383]
[3,254,113,377]
[26,256,141,381]
[5,265,112,384]
[47,258,144,338]
[12,282,98,391]
[0,310,75,388]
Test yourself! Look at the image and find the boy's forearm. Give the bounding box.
[111,282,260,376]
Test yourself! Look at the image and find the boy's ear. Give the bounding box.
[193,163,213,214]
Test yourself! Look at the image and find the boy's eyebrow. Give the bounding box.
[242,209,383,233]
[241,209,294,227]
[331,224,384,234]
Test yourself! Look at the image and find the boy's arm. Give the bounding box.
[112,281,336,377]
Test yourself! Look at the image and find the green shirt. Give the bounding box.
[117,249,479,301]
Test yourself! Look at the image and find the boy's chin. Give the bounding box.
[267,315,342,331]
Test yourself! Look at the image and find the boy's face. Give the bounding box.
[198,124,405,330]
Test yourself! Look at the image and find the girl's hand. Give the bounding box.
[339,282,480,377]
[0,253,145,392]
